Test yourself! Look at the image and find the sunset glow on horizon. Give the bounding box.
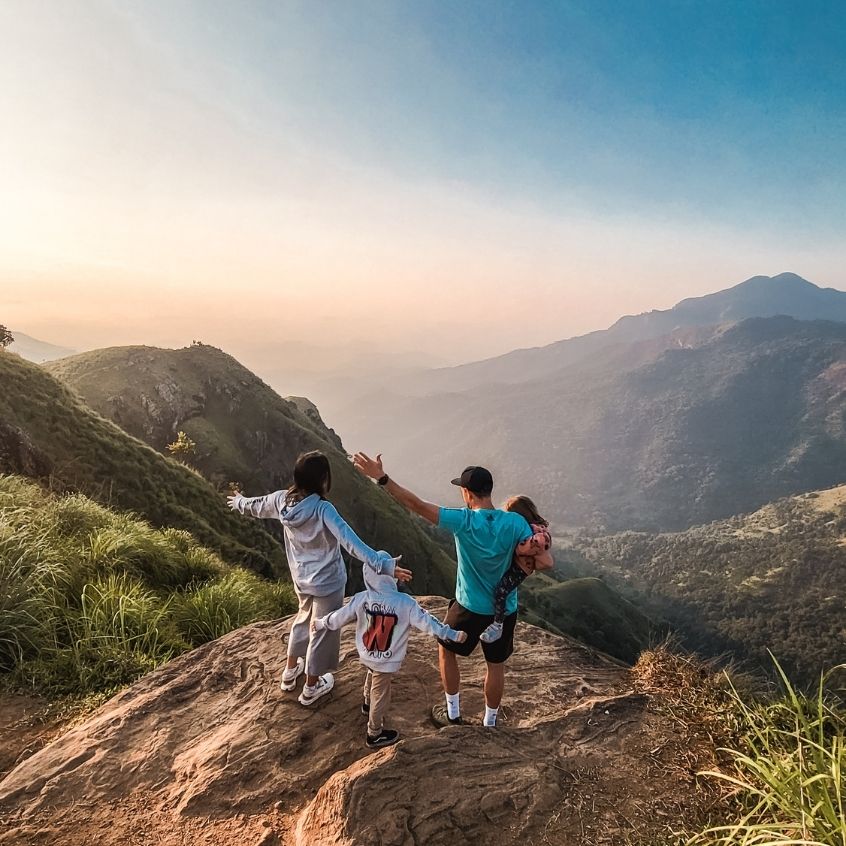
[2,0,845,372]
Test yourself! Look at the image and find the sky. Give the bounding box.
[1,0,845,373]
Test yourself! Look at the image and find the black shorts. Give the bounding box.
[437,599,517,664]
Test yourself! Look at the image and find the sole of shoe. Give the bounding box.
[430,707,462,728]
[366,735,400,749]
[297,677,335,707]
[280,659,304,691]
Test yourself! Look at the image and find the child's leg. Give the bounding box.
[493,563,529,624]
[481,564,530,644]
[367,671,392,737]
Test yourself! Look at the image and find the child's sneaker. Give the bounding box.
[297,673,334,706]
[280,657,304,691]
[361,700,370,716]
[366,728,399,749]
[479,621,503,644]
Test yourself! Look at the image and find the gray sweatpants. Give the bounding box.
[288,587,345,677]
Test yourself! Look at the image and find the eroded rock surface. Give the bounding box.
[0,599,711,846]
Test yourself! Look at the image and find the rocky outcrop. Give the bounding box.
[0,423,51,478]
[0,600,716,846]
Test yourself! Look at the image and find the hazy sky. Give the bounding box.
[1,0,845,369]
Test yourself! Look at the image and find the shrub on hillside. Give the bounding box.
[172,570,296,646]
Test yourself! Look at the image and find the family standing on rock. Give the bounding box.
[227,449,553,749]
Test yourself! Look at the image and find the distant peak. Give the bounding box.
[740,272,814,288]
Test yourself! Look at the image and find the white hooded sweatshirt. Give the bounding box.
[314,565,464,673]
[228,491,395,596]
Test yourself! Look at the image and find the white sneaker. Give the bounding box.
[280,657,304,691]
[479,621,503,644]
[298,673,335,706]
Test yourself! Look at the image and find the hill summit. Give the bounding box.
[46,343,457,597]
[0,601,719,846]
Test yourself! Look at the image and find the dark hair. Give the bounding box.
[503,495,548,527]
[286,451,332,504]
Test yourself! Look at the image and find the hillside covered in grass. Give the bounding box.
[573,485,846,685]
[520,575,658,664]
[0,475,296,695]
[0,349,283,575]
[47,343,457,597]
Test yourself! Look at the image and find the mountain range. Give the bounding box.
[324,274,846,531]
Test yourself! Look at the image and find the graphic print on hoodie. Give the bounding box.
[362,603,399,659]
[316,565,464,673]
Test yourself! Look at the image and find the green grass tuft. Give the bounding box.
[0,475,297,695]
[689,657,846,846]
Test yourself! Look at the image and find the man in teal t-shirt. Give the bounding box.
[353,455,531,728]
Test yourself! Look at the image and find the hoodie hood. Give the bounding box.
[363,559,398,593]
[280,493,322,527]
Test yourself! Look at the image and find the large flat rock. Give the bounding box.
[0,599,707,846]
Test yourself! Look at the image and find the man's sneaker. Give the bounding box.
[366,728,400,749]
[430,704,463,728]
[297,673,335,706]
[280,657,304,691]
[479,621,503,644]
[361,700,370,716]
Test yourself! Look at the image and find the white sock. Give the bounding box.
[484,706,498,727]
[445,692,460,720]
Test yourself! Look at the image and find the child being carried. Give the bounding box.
[480,495,553,644]
[313,560,467,749]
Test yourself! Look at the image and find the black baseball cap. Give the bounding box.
[450,466,494,495]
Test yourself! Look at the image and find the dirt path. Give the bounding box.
[0,695,72,783]
[0,599,719,846]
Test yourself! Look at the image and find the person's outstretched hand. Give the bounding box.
[226,494,242,511]
[353,452,384,480]
[394,564,413,582]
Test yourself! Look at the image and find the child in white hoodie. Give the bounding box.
[313,565,467,749]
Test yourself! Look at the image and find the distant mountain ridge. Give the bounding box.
[8,331,76,364]
[347,316,846,532]
[408,273,846,393]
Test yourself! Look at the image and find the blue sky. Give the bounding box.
[136,0,845,227]
[1,0,844,365]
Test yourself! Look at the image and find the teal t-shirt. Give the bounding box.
[438,507,532,615]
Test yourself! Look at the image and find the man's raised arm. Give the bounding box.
[353,452,440,525]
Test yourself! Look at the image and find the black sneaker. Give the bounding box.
[365,728,400,749]
[361,700,370,716]
[430,704,463,728]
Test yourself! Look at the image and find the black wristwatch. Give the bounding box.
[377,474,390,486]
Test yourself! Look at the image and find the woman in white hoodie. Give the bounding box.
[227,451,409,706]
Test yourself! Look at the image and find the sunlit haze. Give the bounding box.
[2,1,845,376]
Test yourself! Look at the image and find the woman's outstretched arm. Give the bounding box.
[320,502,413,582]
[353,453,440,525]
[227,491,286,519]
